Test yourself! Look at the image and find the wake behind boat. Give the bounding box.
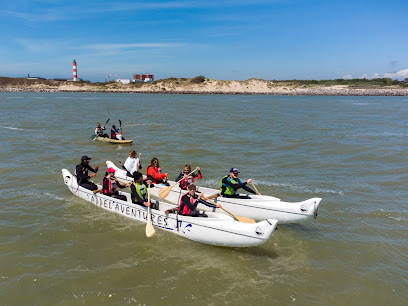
[62,169,278,247]
[91,135,133,144]
[106,161,322,224]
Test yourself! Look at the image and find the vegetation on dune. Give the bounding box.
[272,78,408,87]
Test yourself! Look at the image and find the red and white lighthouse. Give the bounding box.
[73,59,78,81]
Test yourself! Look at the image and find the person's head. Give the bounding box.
[112,125,116,129]
[133,171,143,183]
[129,150,137,158]
[96,122,101,128]
[229,167,240,178]
[107,167,116,177]
[81,155,92,164]
[187,183,197,196]
[150,158,159,167]
[184,164,191,174]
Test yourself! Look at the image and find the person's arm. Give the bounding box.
[148,167,166,181]
[193,171,202,180]
[222,177,246,190]
[175,172,184,182]
[242,184,256,194]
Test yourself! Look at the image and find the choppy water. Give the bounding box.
[0,92,407,305]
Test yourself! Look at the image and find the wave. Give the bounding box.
[1,126,24,131]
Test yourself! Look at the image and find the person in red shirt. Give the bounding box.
[146,157,169,186]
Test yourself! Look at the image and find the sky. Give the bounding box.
[1,0,407,82]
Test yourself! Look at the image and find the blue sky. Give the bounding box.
[1,0,407,82]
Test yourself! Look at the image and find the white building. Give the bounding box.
[115,79,131,84]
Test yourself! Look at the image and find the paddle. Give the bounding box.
[202,197,256,223]
[158,168,199,199]
[251,182,261,195]
[146,184,156,237]
[138,152,142,170]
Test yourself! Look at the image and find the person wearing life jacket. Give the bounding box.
[119,150,141,177]
[177,184,221,217]
[95,122,108,138]
[146,157,169,186]
[175,164,201,190]
[75,155,99,191]
[130,171,157,209]
[102,167,130,201]
[220,167,260,198]
[111,125,125,140]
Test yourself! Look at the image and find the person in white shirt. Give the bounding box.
[120,150,140,177]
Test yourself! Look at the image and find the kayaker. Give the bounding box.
[119,150,141,177]
[175,164,201,190]
[102,167,130,201]
[146,157,169,186]
[75,155,99,191]
[177,184,221,217]
[94,122,108,138]
[130,171,157,209]
[220,168,261,198]
[111,125,125,140]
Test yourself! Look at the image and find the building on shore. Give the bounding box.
[26,74,46,80]
[115,79,131,84]
[133,73,154,83]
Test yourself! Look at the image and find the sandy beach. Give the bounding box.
[1,78,408,95]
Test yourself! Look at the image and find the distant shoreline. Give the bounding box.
[1,77,408,96]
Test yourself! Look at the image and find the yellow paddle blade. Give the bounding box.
[236,216,256,223]
[158,186,171,199]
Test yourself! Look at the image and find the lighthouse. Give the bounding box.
[73,59,78,81]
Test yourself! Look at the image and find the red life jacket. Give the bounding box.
[178,192,196,215]
[180,175,194,190]
[102,177,117,195]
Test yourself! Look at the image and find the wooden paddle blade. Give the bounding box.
[146,221,156,237]
[236,216,256,223]
[158,186,171,199]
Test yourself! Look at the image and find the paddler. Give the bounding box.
[177,184,221,217]
[119,150,141,177]
[101,167,130,201]
[75,155,99,191]
[220,168,261,198]
[111,125,125,140]
[130,171,157,209]
[146,157,169,186]
[94,122,108,138]
[175,164,201,190]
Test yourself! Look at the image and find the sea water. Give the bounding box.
[0,92,407,304]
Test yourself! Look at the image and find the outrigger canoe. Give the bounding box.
[106,161,322,224]
[62,169,278,247]
[91,135,133,144]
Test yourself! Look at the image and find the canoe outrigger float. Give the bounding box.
[91,135,133,144]
[106,161,322,224]
[62,169,278,247]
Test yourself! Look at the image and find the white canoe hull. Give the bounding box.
[62,169,277,247]
[106,161,322,224]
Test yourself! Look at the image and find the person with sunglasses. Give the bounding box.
[146,157,169,186]
[175,164,201,190]
[220,167,260,198]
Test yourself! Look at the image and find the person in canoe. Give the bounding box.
[175,164,201,190]
[130,171,158,209]
[220,167,261,198]
[119,150,141,177]
[111,125,125,140]
[75,155,99,191]
[146,157,169,186]
[177,184,221,217]
[101,167,130,201]
[95,122,108,138]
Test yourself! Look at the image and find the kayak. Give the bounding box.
[106,161,322,224]
[91,135,133,144]
[62,169,278,247]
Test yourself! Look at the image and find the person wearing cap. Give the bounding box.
[119,150,141,177]
[220,168,260,198]
[94,122,108,138]
[130,171,157,209]
[75,156,99,191]
[101,167,130,201]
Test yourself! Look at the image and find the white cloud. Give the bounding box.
[359,69,408,80]
[342,75,352,80]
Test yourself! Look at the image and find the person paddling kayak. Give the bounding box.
[95,122,108,138]
[220,168,261,198]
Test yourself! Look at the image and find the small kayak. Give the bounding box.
[91,135,133,144]
[106,161,322,224]
[62,169,278,247]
